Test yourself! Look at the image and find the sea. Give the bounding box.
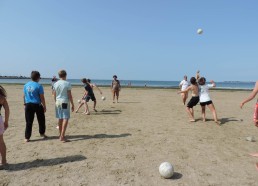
[0,78,255,90]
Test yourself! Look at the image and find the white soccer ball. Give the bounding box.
[159,162,174,179]
[101,96,106,101]
[197,28,203,34]
[77,99,81,104]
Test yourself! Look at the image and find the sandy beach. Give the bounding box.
[0,85,258,186]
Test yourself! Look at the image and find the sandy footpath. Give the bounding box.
[0,85,258,186]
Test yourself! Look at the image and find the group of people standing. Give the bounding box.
[0,70,123,169]
[178,71,219,124]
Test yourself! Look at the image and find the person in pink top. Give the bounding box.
[240,81,258,170]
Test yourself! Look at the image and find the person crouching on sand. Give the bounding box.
[178,77,199,122]
[240,80,258,170]
[198,77,220,125]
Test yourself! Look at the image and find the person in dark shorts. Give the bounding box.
[178,77,199,122]
[198,77,220,124]
[75,78,102,114]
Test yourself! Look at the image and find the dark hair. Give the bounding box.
[0,85,7,98]
[52,76,57,82]
[58,70,67,78]
[113,75,117,78]
[81,78,87,84]
[198,77,206,85]
[31,71,41,81]
[87,79,91,83]
[190,77,197,85]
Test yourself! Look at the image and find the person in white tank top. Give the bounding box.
[179,76,189,105]
[198,77,220,125]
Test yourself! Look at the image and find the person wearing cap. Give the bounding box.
[111,75,121,103]
[23,71,47,142]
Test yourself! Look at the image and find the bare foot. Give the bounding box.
[215,121,221,126]
[203,119,206,122]
[93,109,98,112]
[75,110,79,113]
[250,153,258,157]
[189,119,195,122]
[83,112,90,115]
[256,163,258,171]
[60,138,70,143]
[24,139,30,143]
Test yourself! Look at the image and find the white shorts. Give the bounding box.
[0,115,5,135]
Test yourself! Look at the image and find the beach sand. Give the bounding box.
[0,85,258,186]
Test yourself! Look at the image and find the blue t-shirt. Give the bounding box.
[24,81,44,104]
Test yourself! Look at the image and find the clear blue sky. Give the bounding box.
[0,0,257,81]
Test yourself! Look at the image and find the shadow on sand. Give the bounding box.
[68,133,132,142]
[220,117,241,125]
[93,109,122,115]
[30,133,132,142]
[117,101,141,104]
[6,155,86,172]
[170,172,183,180]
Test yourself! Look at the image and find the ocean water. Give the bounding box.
[0,79,255,90]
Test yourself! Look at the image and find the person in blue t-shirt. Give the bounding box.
[23,71,47,142]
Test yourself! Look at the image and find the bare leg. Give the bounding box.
[75,102,84,113]
[250,153,258,157]
[60,119,69,142]
[186,107,195,122]
[116,91,119,103]
[181,93,187,105]
[58,119,63,138]
[0,135,7,165]
[207,103,220,124]
[83,101,90,115]
[256,163,258,171]
[112,91,115,103]
[201,105,206,122]
[93,100,97,112]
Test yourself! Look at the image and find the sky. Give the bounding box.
[0,0,257,81]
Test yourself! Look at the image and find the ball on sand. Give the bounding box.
[159,162,174,179]
[197,28,203,34]
[101,96,106,101]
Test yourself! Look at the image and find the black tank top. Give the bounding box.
[84,84,94,96]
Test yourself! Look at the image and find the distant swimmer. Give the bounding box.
[111,75,121,103]
[179,75,189,105]
[178,77,199,122]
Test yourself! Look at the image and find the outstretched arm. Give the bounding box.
[240,81,258,108]
[93,84,102,94]
[210,80,216,87]
[196,70,200,81]
[178,86,191,94]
